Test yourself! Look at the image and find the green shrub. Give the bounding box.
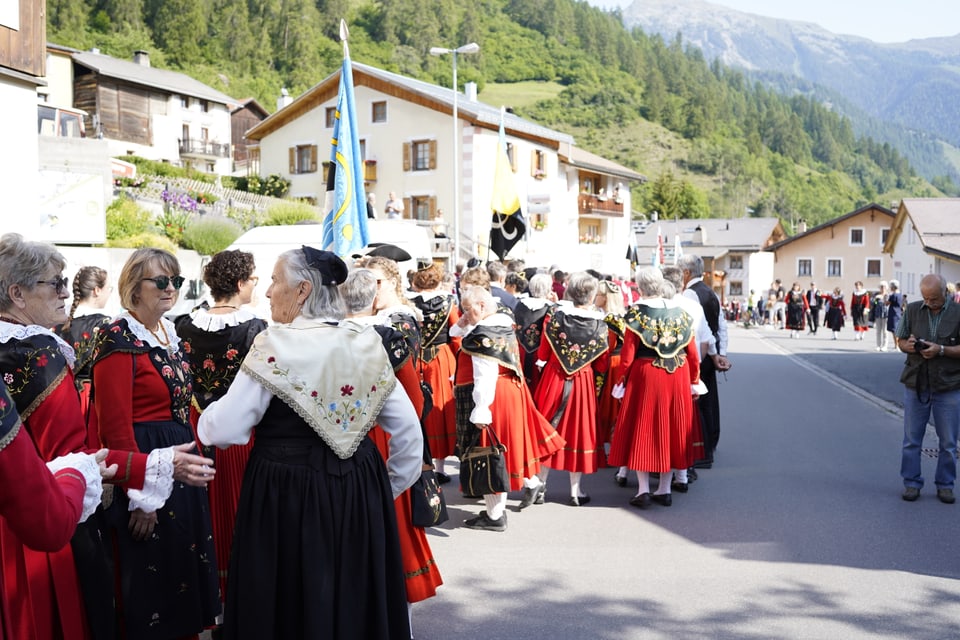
[260,174,290,198]
[182,218,243,256]
[155,209,192,245]
[105,197,151,240]
[107,232,178,253]
[114,155,215,183]
[264,201,320,226]
[225,206,267,230]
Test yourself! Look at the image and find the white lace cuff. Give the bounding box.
[127,447,175,512]
[46,452,103,523]
[535,359,547,369]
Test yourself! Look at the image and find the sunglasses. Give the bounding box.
[142,275,185,290]
[37,276,69,294]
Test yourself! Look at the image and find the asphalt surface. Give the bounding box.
[411,323,960,640]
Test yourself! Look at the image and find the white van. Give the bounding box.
[226,220,434,320]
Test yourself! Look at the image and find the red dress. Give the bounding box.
[454,316,564,490]
[0,330,148,640]
[608,303,700,473]
[366,322,443,604]
[412,293,460,460]
[533,308,609,474]
[595,317,625,466]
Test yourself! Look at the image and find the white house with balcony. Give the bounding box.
[244,62,644,273]
[883,198,960,297]
[46,44,236,175]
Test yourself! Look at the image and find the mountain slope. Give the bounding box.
[623,0,960,179]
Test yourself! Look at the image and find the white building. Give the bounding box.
[884,198,960,297]
[245,62,644,273]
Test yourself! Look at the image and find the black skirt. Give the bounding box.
[106,420,220,639]
[223,397,410,640]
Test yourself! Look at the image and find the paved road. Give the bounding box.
[412,324,960,640]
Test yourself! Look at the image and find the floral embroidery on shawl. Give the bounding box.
[543,309,608,375]
[461,324,523,378]
[0,333,71,420]
[623,304,694,373]
[0,384,21,452]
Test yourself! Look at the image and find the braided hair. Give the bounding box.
[62,266,107,330]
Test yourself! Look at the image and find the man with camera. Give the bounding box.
[896,274,960,504]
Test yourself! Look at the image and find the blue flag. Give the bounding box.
[322,28,368,258]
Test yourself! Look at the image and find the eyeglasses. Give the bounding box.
[142,275,185,290]
[37,276,69,294]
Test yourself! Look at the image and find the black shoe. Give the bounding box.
[464,511,507,532]
[436,472,451,485]
[651,493,672,507]
[937,488,955,504]
[670,481,689,493]
[519,483,544,509]
[533,483,546,505]
[687,468,698,483]
[629,493,652,509]
[614,472,627,488]
[568,495,591,507]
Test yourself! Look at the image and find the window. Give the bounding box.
[729,255,743,270]
[850,228,864,246]
[730,281,743,296]
[200,99,209,113]
[866,259,882,278]
[248,147,260,176]
[403,140,437,172]
[409,195,436,221]
[359,139,366,161]
[827,259,842,278]
[372,101,387,123]
[206,162,215,172]
[797,258,812,277]
[531,150,546,179]
[325,107,337,128]
[201,127,209,142]
[181,124,189,142]
[180,95,189,109]
[289,144,318,174]
[881,228,890,246]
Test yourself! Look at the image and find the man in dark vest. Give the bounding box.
[679,254,732,469]
[896,273,960,504]
[805,282,822,334]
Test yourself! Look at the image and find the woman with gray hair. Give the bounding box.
[527,272,609,507]
[514,272,556,391]
[870,281,891,351]
[609,266,701,509]
[199,247,422,639]
[0,234,211,640]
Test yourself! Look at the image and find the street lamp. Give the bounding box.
[430,42,480,271]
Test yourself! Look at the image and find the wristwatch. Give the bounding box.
[940,344,946,357]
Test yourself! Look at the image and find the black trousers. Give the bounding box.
[697,357,720,460]
[808,306,820,333]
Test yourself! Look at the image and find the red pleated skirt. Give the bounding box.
[368,426,443,603]
[420,345,458,460]
[608,358,694,473]
[533,358,599,474]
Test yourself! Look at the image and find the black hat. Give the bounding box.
[301,246,348,285]
[366,243,412,262]
[417,259,434,271]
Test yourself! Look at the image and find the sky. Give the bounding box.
[592,0,960,44]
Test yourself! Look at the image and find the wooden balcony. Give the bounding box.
[179,138,230,159]
[578,193,624,217]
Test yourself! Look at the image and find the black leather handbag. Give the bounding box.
[459,428,510,497]
[411,464,449,527]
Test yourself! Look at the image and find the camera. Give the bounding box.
[914,339,929,352]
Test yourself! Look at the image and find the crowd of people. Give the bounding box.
[745,279,906,348]
[0,231,739,639]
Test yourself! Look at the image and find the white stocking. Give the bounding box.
[484,493,508,520]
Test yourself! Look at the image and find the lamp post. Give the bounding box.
[430,42,480,271]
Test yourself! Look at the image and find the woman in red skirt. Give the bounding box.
[453,287,564,531]
[594,279,626,469]
[530,273,609,507]
[609,267,701,509]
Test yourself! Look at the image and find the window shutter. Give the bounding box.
[403,143,411,172]
[530,150,537,177]
[310,145,318,172]
[429,140,437,170]
[509,144,518,172]
[403,197,412,219]
[289,147,296,174]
